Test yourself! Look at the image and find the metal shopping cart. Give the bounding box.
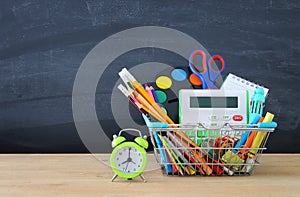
[143,115,276,176]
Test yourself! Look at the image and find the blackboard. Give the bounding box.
[0,0,299,153]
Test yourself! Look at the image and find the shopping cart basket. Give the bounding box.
[144,115,276,176]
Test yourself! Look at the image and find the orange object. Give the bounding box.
[173,134,211,175]
[132,81,175,124]
[174,131,232,175]
[238,117,265,159]
[189,73,203,86]
[133,91,165,122]
[158,134,182,175]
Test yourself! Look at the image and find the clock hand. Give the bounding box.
[128,147,131,158]
[130,160,136,164]
[121,160,128,164]
[125,161,129,171]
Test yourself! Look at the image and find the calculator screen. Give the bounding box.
[190,97,238,108]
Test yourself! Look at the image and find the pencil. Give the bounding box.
[158,134,183,175]
[145,84,154,100]
[150,86,160,103]
[133,91,165,122]
[173,133,212,175]
[132,81,174,124]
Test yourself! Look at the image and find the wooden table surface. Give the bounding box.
[0,154,299,197]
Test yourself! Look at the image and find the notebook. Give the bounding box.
[221,73,269,98]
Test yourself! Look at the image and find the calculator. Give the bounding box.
[179,89,249,144]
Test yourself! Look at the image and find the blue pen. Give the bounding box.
[153,132,172,174]
[142,114,172,174]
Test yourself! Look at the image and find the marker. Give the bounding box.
[245,112,274,173]
[249,112,274,156]
[238,117,265,159]
[232,114,261,154]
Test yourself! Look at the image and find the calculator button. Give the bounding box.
[233,115,243,121]
[210,122,219,127]
[209,115,218,120]
[223,115,231,121]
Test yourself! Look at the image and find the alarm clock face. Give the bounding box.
[111,142,147,179]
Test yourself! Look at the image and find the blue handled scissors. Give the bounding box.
[189,50,226,89]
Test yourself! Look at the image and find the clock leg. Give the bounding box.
[111,174,118,182]
[139,174,147,183]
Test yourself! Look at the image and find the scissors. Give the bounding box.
[189,50,226,89]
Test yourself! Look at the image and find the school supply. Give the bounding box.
[152,131,172,174]
[158,134,182,175]
[156,76,173,90]
[179,89,249,126]
[119,68,174,124]
[160,135,185,175]
[163,136,193,175]
[244,112,275,173]
[118,65,276,176]
[249,112,274,156]
[133,91,164,122]
[189,50,226,89]
[150,86,160,103]
[145,84,154,100]
[179,89,249,142]
[118,84,146,115]
[221,73,269,98]
[166,134,196,174]
[200,139,224,175]
[119,83,165,123]
[173,133,213,175]
[232,88,266,154]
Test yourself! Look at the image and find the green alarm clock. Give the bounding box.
[110,128,148,182]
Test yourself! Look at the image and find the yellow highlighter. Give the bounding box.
[248,112,274,156]
[244,112,274,173]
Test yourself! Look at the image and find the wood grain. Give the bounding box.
[0,154,299,197]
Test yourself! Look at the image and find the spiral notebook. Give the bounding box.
[221,73,269,98]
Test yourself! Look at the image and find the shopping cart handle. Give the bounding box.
[142,114,168,128]
[257,122,277,128]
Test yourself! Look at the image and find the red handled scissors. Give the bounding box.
[189,50,226,89]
